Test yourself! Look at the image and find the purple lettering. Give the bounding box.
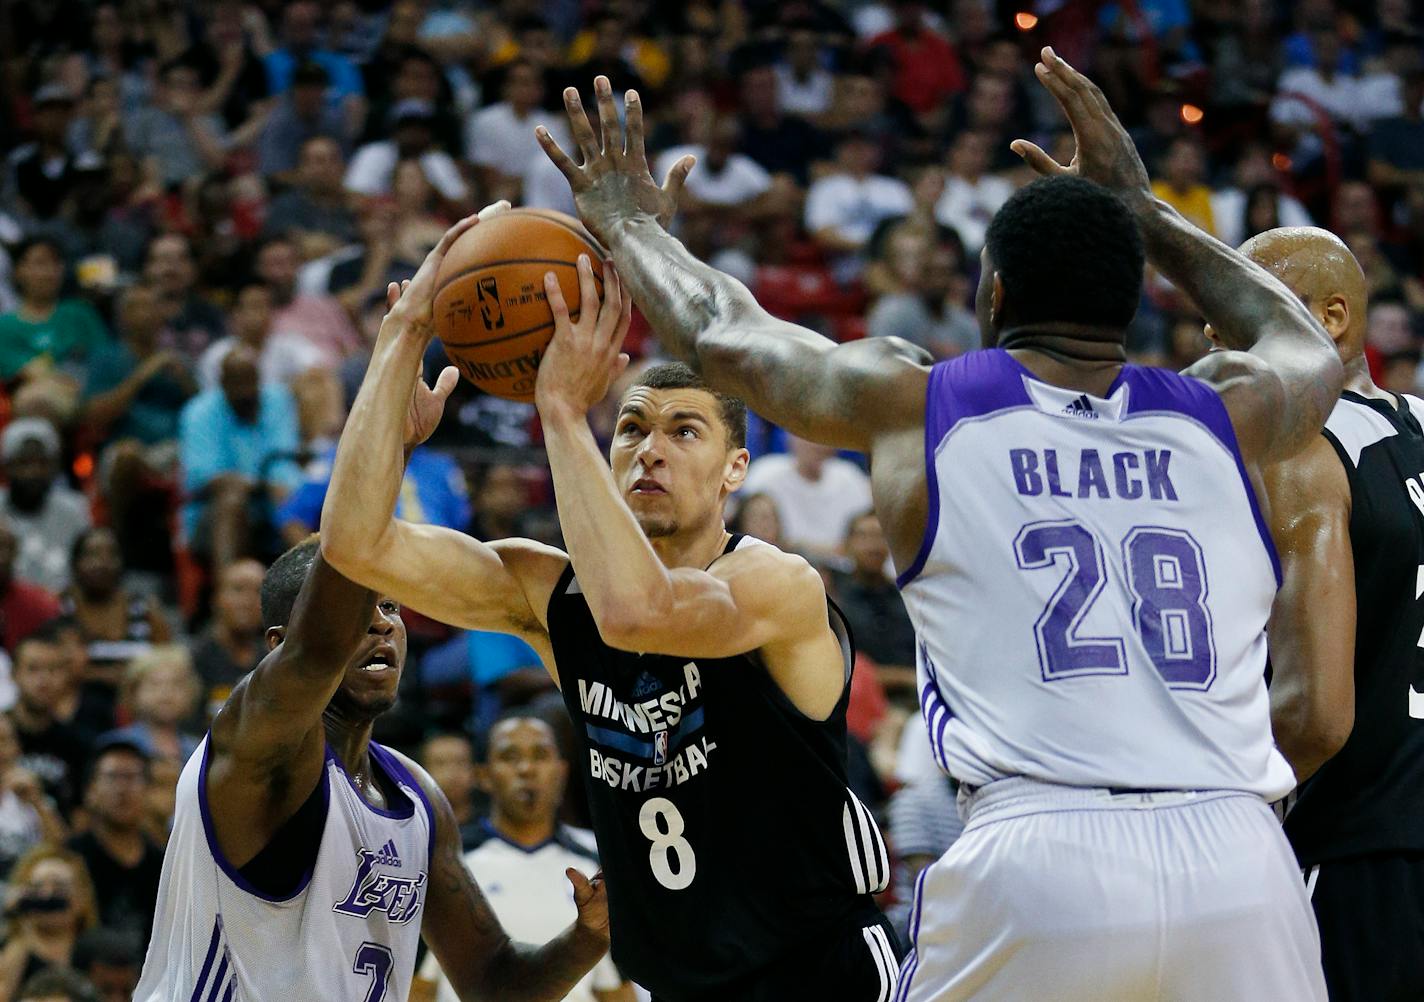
[1010,449,1042,496]
[1077,449,1110,498]
[1044,450,1072,498]
[1145,450,1178,501]
[1112,452,1143,499]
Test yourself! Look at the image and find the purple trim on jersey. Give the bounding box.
[189,917,222,1002]
[334,741,417,822]
[196,739,331,904]
[893,867,930,1002]
[897,351,1034,588]
[369,741,435,863]
[205,955,229,1002]
[1118,366,1283,586]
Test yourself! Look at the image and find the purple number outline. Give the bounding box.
[1121,525,1217,690]
[1013,519,1128,681]
[354,941,394,1002]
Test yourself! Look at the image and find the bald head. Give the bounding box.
[1238,226,1368,360]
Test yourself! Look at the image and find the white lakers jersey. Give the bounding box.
[898,350,1294,800]
[135,737,434,1001]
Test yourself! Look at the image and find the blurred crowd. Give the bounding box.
[1,0,1422,998]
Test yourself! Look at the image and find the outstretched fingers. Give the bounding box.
[624,89,648,169]
[1010,139,1069,177]
[594,75,621,162]
[562,86,601,165]
[536,125,586,189]
[577,254,601,332]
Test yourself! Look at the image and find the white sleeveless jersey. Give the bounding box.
[898,350,1294,800]
[135,737,434,1002]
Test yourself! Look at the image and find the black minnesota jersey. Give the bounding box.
[547,535,891,1001]
[1284,391,1424,866]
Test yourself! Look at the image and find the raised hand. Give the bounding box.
[384,201,510,345]
[534,255,632,417]
[535,75,694,247]
[567,868,611,942]
[1010,47,1151,201]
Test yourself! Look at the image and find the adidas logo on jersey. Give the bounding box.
[1062,394,1099,419]
[373,839,402,868]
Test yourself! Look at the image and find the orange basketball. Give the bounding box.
[433,208,605,402]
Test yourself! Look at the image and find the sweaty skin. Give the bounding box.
[1237,227,1373,781]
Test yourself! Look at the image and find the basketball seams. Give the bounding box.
[438,308,587,349]
[434,258,606,296]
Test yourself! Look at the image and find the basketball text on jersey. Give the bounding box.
[333,843,427,923]
[579,662,718,793]
[1009,447,1177,500]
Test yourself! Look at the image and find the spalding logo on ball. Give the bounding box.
[434,208,605,402]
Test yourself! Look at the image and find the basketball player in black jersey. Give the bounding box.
[1217,227,1424,1001]
[322,232,900,997]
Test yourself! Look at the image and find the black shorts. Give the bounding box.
[652,910,903,1002]
[1307,851,1424,1002]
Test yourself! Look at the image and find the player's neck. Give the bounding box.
[323,713,376,782]
[648,519,732,570]
[1344,353,1391,401]
[489,811,555,848]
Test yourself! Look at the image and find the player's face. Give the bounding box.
[610,387,749,539]
[330,596,408,719]
[480,720,567,826]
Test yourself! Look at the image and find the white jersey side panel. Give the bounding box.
[136,738,433,1002]
[899,351,1293,799]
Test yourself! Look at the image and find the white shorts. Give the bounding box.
[895,778,1326,1002]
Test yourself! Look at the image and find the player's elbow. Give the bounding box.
[1273,693,1353,780]
[318,525,388,584]
[594,601,672,653]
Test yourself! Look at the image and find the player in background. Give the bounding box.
[136,218,611,1002]
[320,234,898,999]
[1225,226,1424,1001]
[535,56,1340,1000]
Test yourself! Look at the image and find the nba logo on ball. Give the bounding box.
[654,732,669,766]
[477,277,505,331]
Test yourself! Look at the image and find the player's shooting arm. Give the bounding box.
[1012,48,1342,467]
[318,217,568,666]
[536,77,930,453]
[1264,440,1356,780]
[536,261,844,718]
[411,755,611,1002]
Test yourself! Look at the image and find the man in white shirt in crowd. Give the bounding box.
[741,436,872,561]
[775,27,835,117]
[654,117,774,214]
[415,714,634,1002]
[933,129,1014,256]
[465,60,572,204]
[345,100,469,204]
[804,130,913,263]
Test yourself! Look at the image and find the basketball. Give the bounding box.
[433,208,605,402]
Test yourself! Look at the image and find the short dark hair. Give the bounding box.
[10,235,64,269]
[261,537,319,629]
[984,176,1144,329]
[627,363,748,449]
[18,967,98,1002]
[478,707,556,761]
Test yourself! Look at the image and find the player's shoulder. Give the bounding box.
[712,537,828,610]
[1323,392,1410,470]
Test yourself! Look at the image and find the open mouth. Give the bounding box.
[631,478,667,495]
[359,646,398,674]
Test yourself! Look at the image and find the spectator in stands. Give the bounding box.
[934,129,1013,255]
[264,137,359,254]
[0,420,92,595]
[187,558,264,721]
[46,618,115,740]
[72,928,141,1002]
[775,26,835,118]
[0,237,108,384]
[105,646,200,766]
[1368,66,1424,199]
[1152,135,1217,237]
[16,966,100,1002]
[67,737,161,944]
[831,512,915,670]
[179,345,304,569]
[10,633,91,812]
[142,234,226,360]
[655,117,775,216]
[804,130,913,264]
[3,85,97,222]
[420,732,482,850]
[1209,143,1315,250]
[257,62,352,183]
[466,59,570,204]
[122,59,229,188]
[0,519,61,653]
[264,1,364,108]
[0,714,66,882]
[366,47,465,156]
[559,11,649,97]
[415,714,631,1002]
[198,282,324,390]
[728,492,783,548]
[253,235,361,366]
[737,63,829,187]
[0,846,98,998]
[183,0,272,137]
[345,100,469,204]
[742,436,873,560]
[866,0,964,124]
[59,528,171,673]
[467,463,528,541]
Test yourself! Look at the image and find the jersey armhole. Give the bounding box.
[1320,427,1360,496]
[197,739,331,903]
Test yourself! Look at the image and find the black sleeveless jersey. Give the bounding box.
[547,535,890,1001]
[1284,392,1424,867]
